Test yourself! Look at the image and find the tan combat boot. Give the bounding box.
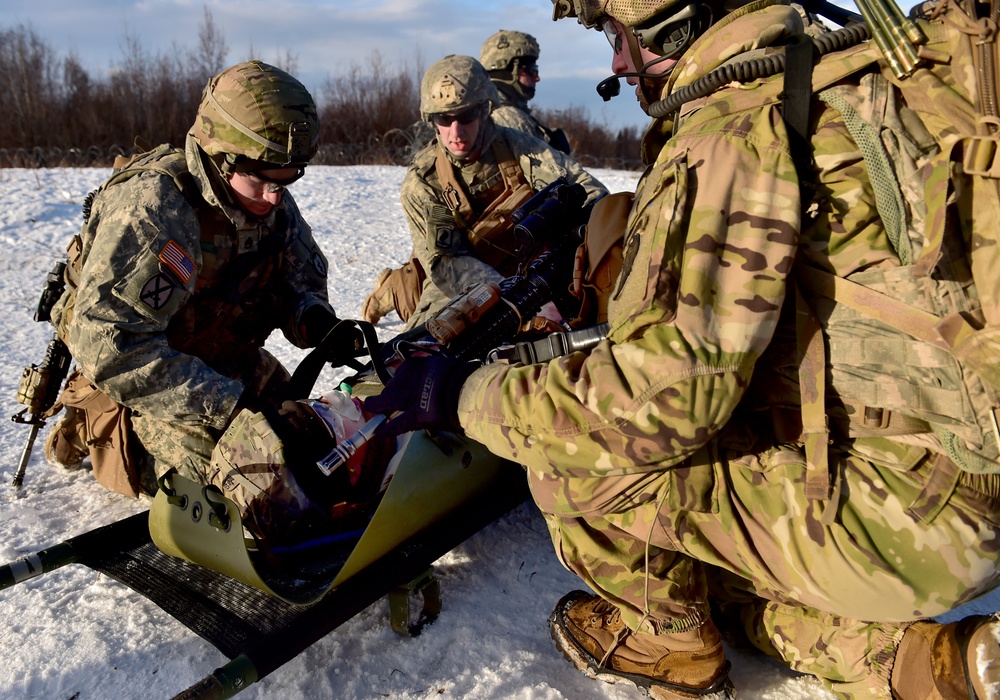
[361,268,395,324]
[891,615,1000,699]
[550,590,734,699]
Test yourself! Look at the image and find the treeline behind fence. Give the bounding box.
[0,22,643,171]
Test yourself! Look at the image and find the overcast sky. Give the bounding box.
[5,0,651,132]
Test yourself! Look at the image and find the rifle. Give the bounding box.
[11,261,73,489]
[321,182,607,475]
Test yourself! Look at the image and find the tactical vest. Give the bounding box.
[433,135,537,276]
[56,145,291,378]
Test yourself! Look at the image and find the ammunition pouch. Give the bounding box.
[568,192,633,327]
[434,139,536,276]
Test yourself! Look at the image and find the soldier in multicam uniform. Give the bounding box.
[361,54,606,329]
[363,1,1000,698]
[46,60,358,496]
[480,30,572,154]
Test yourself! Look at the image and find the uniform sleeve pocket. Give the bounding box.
[608,153,689,338]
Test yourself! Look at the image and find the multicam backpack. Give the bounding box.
[785,0,1000,484]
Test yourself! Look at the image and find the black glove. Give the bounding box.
[302,305,365,365]
[266,400,335,460]
[265,400,353,507]
[363,355,478,438]
[300,305,339,347]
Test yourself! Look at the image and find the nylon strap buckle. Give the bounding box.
[961,132,1000,178]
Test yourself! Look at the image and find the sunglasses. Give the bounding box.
[242,168,306,194]
[431,108,481,128]
[519,62,539,78]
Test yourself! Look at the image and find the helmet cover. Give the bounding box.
[193,60,320,167]
[551,0,683,28]
[479,30,541,71]
[420,55,501,120]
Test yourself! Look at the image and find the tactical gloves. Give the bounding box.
[300,304,365,365]
[300,305,339,345]
[362,355,478,438]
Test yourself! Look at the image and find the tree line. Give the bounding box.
[0,19,643,171]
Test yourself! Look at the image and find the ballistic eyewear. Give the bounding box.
[243,168,306,194]
[602,19,623,54]
[519,61,540,79]
[431,108,481,128]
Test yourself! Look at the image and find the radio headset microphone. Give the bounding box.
[595,62,676,102]
[597,73,631,101]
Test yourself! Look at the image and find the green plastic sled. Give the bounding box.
[148,429,509,605]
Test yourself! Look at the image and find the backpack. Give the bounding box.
[662,0,1000,492]
[784,0,1000,487]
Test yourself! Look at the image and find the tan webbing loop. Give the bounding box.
[795,282,832,501]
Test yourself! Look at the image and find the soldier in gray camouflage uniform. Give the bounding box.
[480,30,572,154]
[47,60,357,495]
[363,1,1000,698]
[362,54,606,329]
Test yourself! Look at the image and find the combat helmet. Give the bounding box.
[420,55,501,121]
[480,30,542,103]
[192,60,320,168]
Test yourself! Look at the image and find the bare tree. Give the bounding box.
[271,49,299,76]
[0,25,60,147]
[0,25,637,170]
[192,6,228,83]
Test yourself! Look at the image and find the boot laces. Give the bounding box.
[586,605,632,669]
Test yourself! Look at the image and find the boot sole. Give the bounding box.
[549,593,735,700]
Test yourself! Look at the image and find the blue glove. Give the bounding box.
[363,355,478,437]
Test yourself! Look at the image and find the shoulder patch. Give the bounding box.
[139,273,176,311]
[159,240,196,283]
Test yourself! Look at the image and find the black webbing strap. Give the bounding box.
[781,35,817,176]
[288,319,381,399]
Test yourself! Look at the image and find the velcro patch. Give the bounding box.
[158,240,195,283]
[140,273,176,311]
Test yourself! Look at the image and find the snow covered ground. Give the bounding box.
[0,165,996,700]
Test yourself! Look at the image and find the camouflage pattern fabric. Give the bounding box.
[491,93,564,151]
[193,59,319,166]
[456,2,1000,696]
[50,134,333,484]
[206,407,333,545]
[419,55,501,120]
[401,122,607,328]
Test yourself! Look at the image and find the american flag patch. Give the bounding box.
[158,240,195,283]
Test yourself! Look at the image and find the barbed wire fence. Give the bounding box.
[0,122,641,171]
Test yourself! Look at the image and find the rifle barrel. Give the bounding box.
[11,423,39,489]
